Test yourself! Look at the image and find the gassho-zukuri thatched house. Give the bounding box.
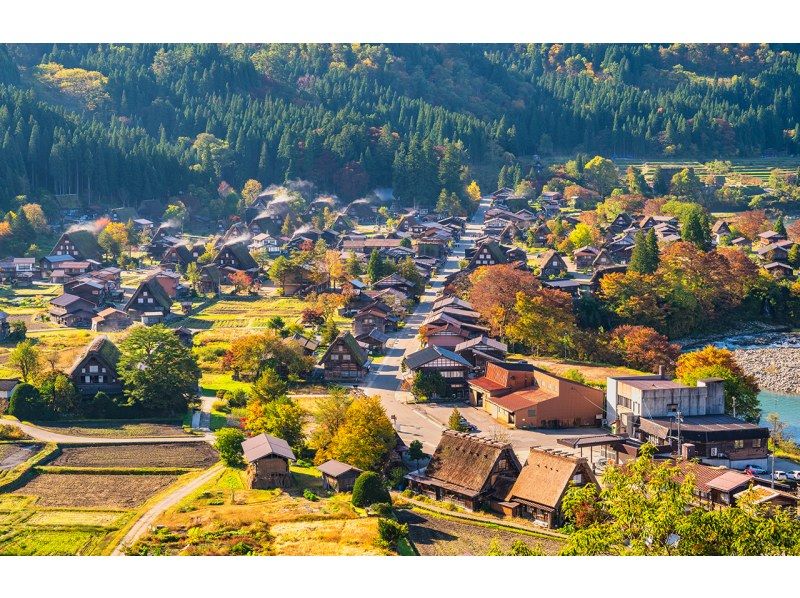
[242,433,296,489]
[405,430,521,511]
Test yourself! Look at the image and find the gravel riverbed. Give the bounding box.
[733,347,800,395]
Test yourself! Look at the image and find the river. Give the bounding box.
[709,332,800,441]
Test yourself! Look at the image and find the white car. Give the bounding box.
[788,470,800,481]
[772,470,788,481]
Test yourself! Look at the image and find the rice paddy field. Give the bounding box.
[611,157,800,183]
[0,443,217,555]
[129,466,390,556]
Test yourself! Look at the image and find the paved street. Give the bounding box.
[359,198,606,461]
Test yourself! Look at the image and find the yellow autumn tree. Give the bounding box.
[327,395,396,471]
[241,179,263,206]
[466,180,482,201]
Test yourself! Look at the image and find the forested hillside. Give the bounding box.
[0,43,799,210]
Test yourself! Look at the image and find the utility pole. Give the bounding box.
[675,410,683,457]
[732,395,737,419]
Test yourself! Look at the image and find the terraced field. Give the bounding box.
[611,157,800,183]
[50,442,218,468]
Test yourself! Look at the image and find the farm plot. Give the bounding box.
[397,508,564,556]
[26,509,128,527]
[50,442,218,469]
[0,529,108,556]
[12,472,181,508]
[130,467,389,556]
[35,420,192,438]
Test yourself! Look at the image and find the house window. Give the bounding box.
[572,473,583,484]
[666,403,678,413]
[734,440,744,449]
[342,354,351,361]
[147,298,153,303]
[138,297,144,304]
[752,438,762,448]
[527,408,536,417]
[89,365,98,373]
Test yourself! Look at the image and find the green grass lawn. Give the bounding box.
[200,372,251,396]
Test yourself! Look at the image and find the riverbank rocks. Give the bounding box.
[733,348,800,395]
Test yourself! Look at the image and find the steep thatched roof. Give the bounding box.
[422,430,519,496]
[67,335,121,376]
[59,230,103,262]
[505,449,597,510]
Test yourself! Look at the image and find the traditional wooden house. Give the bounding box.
[91,308,132,332]
[355,328,389,355]
[50,230,103,263]
[0,378,19,413]
[319,332,369,382]
[242,433,296,489]
[215,241,259,273]
[372,273,416,296]
[64,276,111,306]
[573,246,600,270]
[608,213,633,234]
[173,327,197,347]
[198,264,222,295]
[711,220,733,245]
[147,224,181,258]
[764,261,794,279]
[454,335,508,373]
[67,335,123,396]
[352,306,388,337]
[402,345,472,398]
[758,230,786,246]
[316,459,362,492]
[405,430,521,511]
[49,293,96,327]
[289,333,320,356]
[124,275,172,319]
[502,449,598,528]
[592,248,613,269]
[538,250,568,278]
[161,242,202,270]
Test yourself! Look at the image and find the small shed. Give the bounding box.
[316,459,362,492]
[242,433,296,489]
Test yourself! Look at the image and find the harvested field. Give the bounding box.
[397,508,563,556]
[0,443,26,461]
[35,420,192,438]
[51,442,218,468]
[26,509,128,527]
[13,473,181,508]
[270,518,386,556]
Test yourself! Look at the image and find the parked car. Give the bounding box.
[459,416,477,433]
[788,470,800,481]
[772,470,788,481]
[743,464,767,475]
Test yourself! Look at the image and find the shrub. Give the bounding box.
[228,389,248,408]
[83,391,118,418]
[216,389,227,400]
[215,427,246,467]
[369,502,393,516]
[229,542,253,555]
[351,471,391,507]
[377,518,408,545]
[8,383,51,420]
[0,423,29,440]
[303,488,319,501]
[212,400,230,414]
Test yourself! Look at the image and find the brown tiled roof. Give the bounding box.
[506,449,596,509]
[242,433,296,463]
[316,459,361,478]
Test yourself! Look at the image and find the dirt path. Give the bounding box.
[111,463,224,556]
[0,443,42,470]
[0,419,215,445]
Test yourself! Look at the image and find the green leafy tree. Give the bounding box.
[448,408,467,431]
[407,439,425,471]
[117,325,201,414]
[245,396,307,450]
[411,370,447,401]
[582,156,619,196]
[774,215,787,236]
[249,367,289,403]
[8,383,51,420]
[351,471,391,507]
[681,210,712,250]
[629,230,658,274]
[9,339,41,382]
[215,427,246,467]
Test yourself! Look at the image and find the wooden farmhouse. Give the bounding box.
[319,332,369,382]
[405,430,521,511]
[215,240,260,273]
[242,433,296,489]
[538,250,568,278]
[402,345,472,399]
[49,293,96,327]
[316,459,362,492]
[91,307,132,332]
[67,335,123,396]
[50,230,103,263]
[501,448,598,528]
[124,275,173,320]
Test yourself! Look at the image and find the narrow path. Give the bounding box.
[0,418,214,444]
[111,463,224,556]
